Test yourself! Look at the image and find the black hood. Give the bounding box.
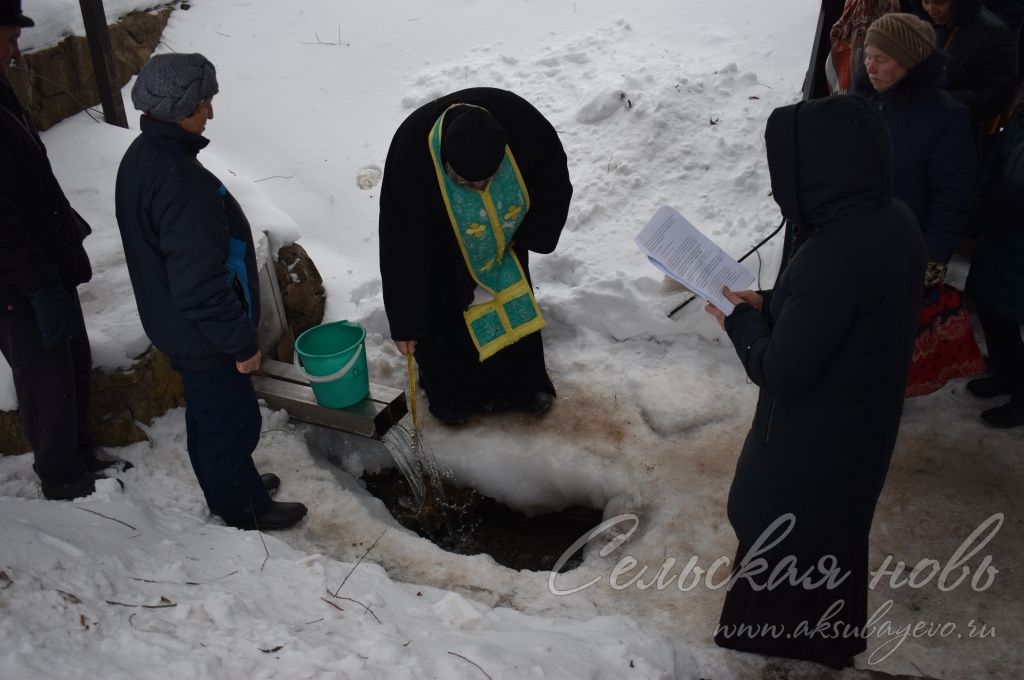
[765,96,893,233]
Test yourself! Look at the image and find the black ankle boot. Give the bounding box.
[261,473,281,496]
[234,501,308,531]
[981,400,1024,428]
[41,472,105,501]
[967,376,1013,399]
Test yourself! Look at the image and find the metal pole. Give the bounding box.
[78,0,127,128]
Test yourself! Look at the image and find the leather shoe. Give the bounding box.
[981,400,1024,428]
[430,405,468,426]
[261,473,281,496]
[86,454,134,474]
[525,391,554,415]
[967,376,1013,399]
[235,501,308,531]
[41,472,121,501]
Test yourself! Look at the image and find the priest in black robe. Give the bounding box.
[379,88,572,425]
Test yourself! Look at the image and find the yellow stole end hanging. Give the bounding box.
[428,105,545,361]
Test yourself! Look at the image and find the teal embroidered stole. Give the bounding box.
[428,105,545,361]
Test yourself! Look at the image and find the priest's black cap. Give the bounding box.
[441,106,508,182]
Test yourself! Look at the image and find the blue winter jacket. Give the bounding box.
[115,117,260,369]
[853,53,976,263]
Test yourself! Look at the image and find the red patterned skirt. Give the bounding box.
[905,285,986,397]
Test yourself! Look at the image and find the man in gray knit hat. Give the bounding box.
[116,53,308,531]
[131,52,219,127]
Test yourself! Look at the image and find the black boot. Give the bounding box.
[85,453,134,474]
[525,391,554,415]
[234,501,308,531]
[981,399,1024,428]
[261,473,281,496]
[41,472,120,501]
[967,376,1014,398]
[429,403,468,426]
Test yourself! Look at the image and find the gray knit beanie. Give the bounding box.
[131,53,219,122]
[864,13,936,70]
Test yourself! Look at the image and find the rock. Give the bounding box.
[8,9,172,131]
[275,243,327,342]
[0,346,184,454]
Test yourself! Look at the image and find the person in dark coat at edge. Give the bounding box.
[379,88,572,426]
[965,86,1024,427]
[705,96,926,669]
[853,13,975,290]
[115,54,307,531]
[0,0,127,501]
[909,0,1016,136]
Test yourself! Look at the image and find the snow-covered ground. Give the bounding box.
[2,1,1022,678]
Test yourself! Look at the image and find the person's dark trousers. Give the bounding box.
[177,363,272,526]
[979,311,1024,399]
[0,288,92,485]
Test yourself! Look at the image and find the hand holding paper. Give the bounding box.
[635,206,754,314]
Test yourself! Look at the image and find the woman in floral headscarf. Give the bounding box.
[825,0,902,94]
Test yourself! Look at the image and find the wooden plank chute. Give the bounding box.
[253,359,407,440]
[253,235,407,440]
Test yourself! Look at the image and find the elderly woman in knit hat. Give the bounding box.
[854,13,975,285]
[114,54,308,531]
[854,14,984,396]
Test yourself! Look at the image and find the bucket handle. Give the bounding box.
[295,343,365,384]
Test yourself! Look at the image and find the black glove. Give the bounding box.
[29,284,73,349]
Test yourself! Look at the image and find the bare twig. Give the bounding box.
[253,175,294,183]
[332,528,387,597]
[336,596,382,624]
[305,617,324,625]
[214,29,231,37]
[248,498,272,572]
[130,570,237,586]
[78,507,137,531]
[105,597,177,609]
[447,652,492,679]
[321,596,344,613]
[298,26,350,47]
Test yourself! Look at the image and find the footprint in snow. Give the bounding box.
[356,165,382,190]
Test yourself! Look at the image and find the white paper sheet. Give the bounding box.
[635,205,754,314]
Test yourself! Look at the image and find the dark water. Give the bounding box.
[362,468,603,572]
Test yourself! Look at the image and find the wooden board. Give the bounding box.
[254,359,407,439]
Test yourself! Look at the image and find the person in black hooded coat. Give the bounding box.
[379,88,572,425]
[706,96,925,668]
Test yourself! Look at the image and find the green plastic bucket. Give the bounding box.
[294,320,369,408]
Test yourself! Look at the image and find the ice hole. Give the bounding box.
[305,426,608,573]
